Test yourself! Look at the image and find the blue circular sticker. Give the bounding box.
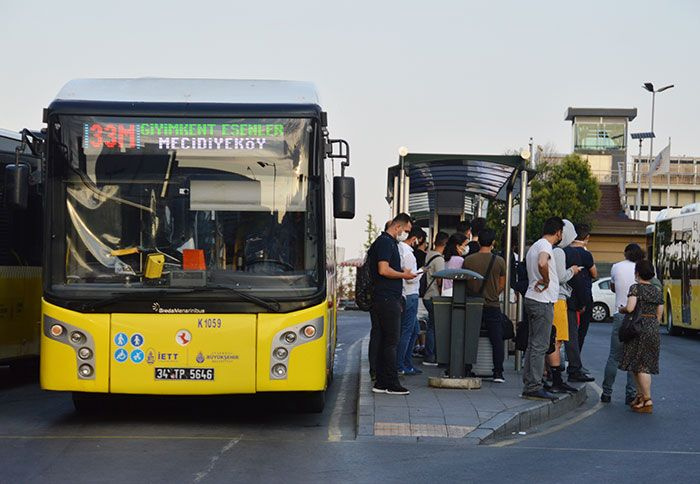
[114,332,128,347]
[130,349,145,364]
[130,333,144,347]
[114,348,128,363]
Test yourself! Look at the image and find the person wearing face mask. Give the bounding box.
[441,233,469,297]
[367,213,417,395]
[396,226,427,376]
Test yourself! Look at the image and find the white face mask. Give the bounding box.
[461,246,469,256]
[397,232,408,242]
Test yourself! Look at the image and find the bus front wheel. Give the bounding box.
[303,391,326,413]
[666,301,682,336]
[72,392,105,415]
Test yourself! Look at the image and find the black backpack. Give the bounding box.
[355,259,374,311]
[514,259,529,296]
[418,254,442,298]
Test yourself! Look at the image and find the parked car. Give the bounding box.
[591,277,616,322]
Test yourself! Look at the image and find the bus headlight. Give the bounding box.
[78,364,94,378]
[274,347,288,360]
[50,324,65,337]
[283,332,297,344]
[78,347,93,360]
[271,364,287,377]
[302,325,316,338]
[70,331,85,344]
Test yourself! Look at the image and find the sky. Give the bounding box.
[3,0,699,259]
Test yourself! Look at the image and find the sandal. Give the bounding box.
[632,397,653,414]
[629,395,643,407]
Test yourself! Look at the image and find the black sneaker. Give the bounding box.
[371,385,387,394]
[422,357,438,367]
[551,382,579,394]
[568,372,595,383]
[492,372,506,383]
[522,389,558,401]
[385,385,410,395]
[601,394,612,403]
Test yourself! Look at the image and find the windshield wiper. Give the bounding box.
[77,286,281,312]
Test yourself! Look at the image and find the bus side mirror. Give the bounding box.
[333,176,355,219]
[4,163,29,210]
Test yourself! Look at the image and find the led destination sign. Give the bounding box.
[83,121,286,152]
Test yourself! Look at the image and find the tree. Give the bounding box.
[527,154,601,241]
[363,214,380,252]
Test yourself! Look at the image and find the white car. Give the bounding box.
[591,277,616,322]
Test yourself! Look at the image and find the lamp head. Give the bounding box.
[657,84,675,93]
[643,82,654,92]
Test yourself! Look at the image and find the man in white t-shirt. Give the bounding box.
[522,217,564,400]
[601,243,644,404]
[396,226,425,375]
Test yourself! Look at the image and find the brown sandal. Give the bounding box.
[629,395,643,407]
[632,398,653,414]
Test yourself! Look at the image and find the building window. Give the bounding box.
[574,121,626,151]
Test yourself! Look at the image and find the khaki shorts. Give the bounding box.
[553,299,569,341]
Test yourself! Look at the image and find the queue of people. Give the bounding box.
[367,213,662,412]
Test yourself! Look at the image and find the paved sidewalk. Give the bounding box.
[357,337,588,443]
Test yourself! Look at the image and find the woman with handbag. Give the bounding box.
[618,260,663,413]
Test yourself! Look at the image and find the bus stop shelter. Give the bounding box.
[385,152,534,335]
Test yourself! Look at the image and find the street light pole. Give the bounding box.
[636,138,642,219]
[647,90,656,222]
[643,82,674,222]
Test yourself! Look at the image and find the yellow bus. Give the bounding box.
[0,129,42,369]
[654,205,699,335]
[11,79,355,411]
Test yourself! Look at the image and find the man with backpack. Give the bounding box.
[365,213,416,395]
[421,231,448,366]
[463,228,507,382]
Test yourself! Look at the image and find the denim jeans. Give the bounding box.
[369,295,403,388]
[423,298,436,359]
[482,306,505,373]
[602,313,636,399]
[523,298,554,393]
[397,294,419,371]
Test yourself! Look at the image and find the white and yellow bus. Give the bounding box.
[654,205,699,335]
[10,79,355,411]
[0,129,42,369]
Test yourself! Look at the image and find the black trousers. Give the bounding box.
[482,306,505,373]
[578,300,593,351]
[369,295,403,388]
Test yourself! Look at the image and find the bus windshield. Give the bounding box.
[51,115,320,295]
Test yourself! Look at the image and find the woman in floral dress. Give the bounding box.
[619,260,663,413]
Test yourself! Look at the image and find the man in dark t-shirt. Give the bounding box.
[568,224,597,351]
[367,212,416,395]
[466,217,487,256]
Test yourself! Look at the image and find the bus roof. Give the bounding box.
[0,128,21,141]
[54,79,320,106]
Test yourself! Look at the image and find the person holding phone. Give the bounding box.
[521,217,564,401]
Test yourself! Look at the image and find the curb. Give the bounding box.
[356,336,588,443]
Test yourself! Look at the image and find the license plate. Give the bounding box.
[154,367,215,381]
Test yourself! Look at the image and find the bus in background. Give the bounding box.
[654,205,698,335]
[7,79,355,412]
[0,128,43,368]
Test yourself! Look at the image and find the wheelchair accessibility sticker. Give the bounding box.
[114,348,128,363]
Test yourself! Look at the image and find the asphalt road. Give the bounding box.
[1,313,699,483]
